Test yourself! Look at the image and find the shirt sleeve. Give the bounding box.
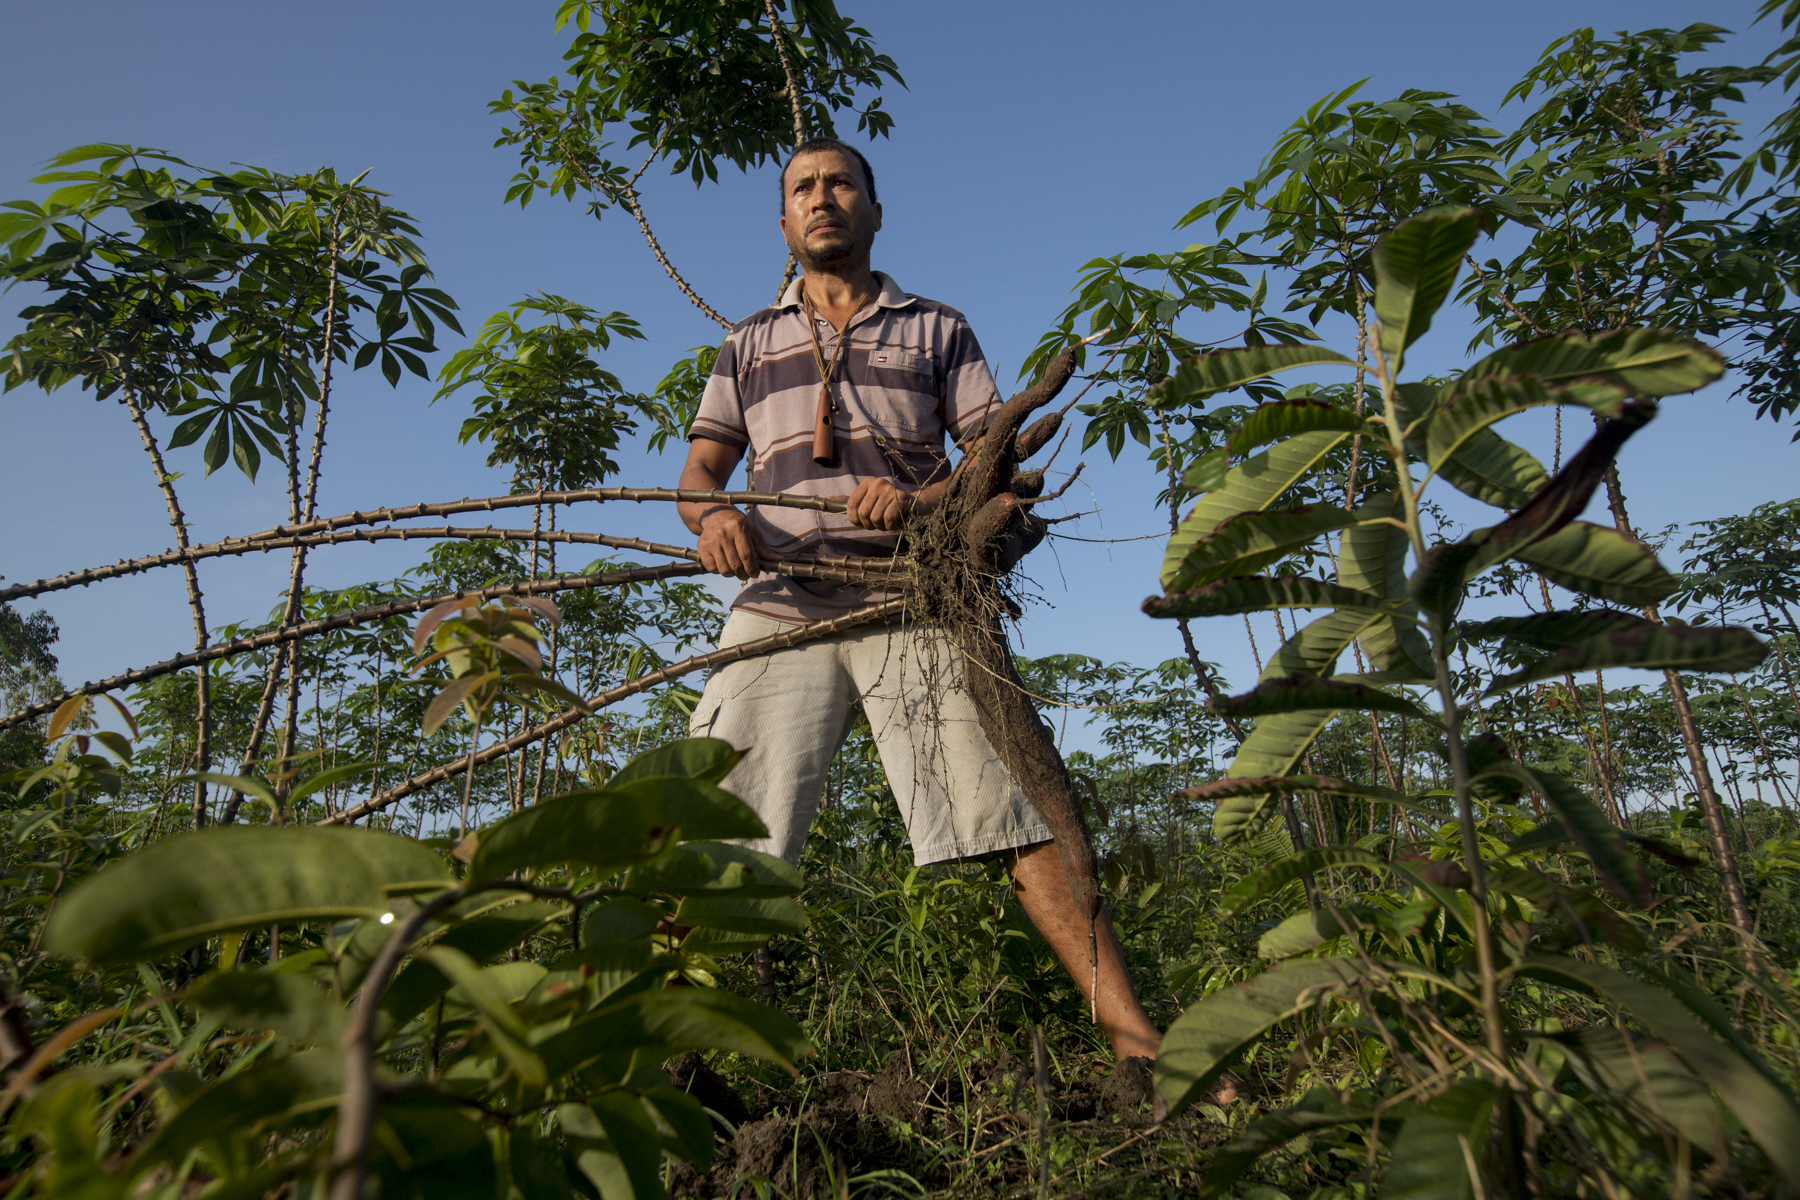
[941,318,1005,443]
[688,334,749,451]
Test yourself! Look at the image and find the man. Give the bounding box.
[676,137,1161,1064]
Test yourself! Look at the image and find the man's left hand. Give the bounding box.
[843,478,916,530]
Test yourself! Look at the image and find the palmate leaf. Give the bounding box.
[1155,956,1452,1119]
[1164,504,1355,592]
[1161,430,1353,588]
[1157,344,1355,408]
[1480,763,1647,905]
[1212,674,1436,721]
[1143,575,1398,621]
[1227,398,1371,457]
[1460,328,1725,398]
[1372,208,1484,375]
[41,826,451,967]
[1462,609,1642,651]
[1520,953,1800,1188]
[1484,619,1766,693]
[1383,1079,1496,1200]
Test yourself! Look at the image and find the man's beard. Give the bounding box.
[802,229,855,264]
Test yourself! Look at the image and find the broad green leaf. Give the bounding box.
[1199,1090,1367,1196]
[1161,431,1353,588]
[607,737,743,788]
[134,1049,345,1168]
[1557,1027,1725,1149]
[1212,675,1435,721]
[1257,908,1359,959]
[1217,713,1338,842]
[1484,619,1766,693]
[642,1085,716,1169]
[289,760,380,804]
[623,841,803,898]
[380,902,563,1032]
[368,1100,498,1200]
[1143,575,1399,621]
[1425,375,1626,473]
[1164,504,1355,593]
[582,898,664,945]
[1480,764,1646,905]
[1262,610,1391,680]
[673,894,809,935]
[1461,609,1641,651]
[538,944,663,1008]
[1158,345,1355,408]
[1156,957,1448,1119]
[1373,208,1483,374]
[467,779,766,883]
[1338,491,1434,675]
[1433,427,1549,511]
[587,1092,666,1200]
[1516,521,1678,606]
[558,1102,634,1200]
[42,827,451,966]
[186,971,344,1046]
[537,987,812,1078]
[1461,329,1725,399]
[419,945,546,1088]
[1384,1079,1496,1200]
[1521,953,1800,1187]
[1228,399,1370,457]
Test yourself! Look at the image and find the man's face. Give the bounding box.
[780,150,882,267]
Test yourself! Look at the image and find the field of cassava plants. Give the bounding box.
[5,2,1800,1196]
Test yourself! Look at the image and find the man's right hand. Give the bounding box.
[697,507,765,579]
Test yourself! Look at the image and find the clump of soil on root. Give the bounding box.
[666,1048,1183,1199]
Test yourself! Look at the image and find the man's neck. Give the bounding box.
[800,263,879,331]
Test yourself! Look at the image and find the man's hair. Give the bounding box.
[778,137,878,209]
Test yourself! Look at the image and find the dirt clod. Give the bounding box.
[667,1051,750,1130]
[1100,1055,1155,1118]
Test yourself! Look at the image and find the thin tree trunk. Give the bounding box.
[123,387,211,827]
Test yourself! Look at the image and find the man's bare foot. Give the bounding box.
[1209,1070,1243,1105]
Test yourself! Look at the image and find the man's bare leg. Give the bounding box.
[1006,840,1161,1061]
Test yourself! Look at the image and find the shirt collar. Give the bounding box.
[777,270,913,313]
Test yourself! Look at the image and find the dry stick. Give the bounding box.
[0,563,710,734]
[122,387,212,828]
[319,599,908,826]
[1602,467,1757,946]
[3,519,905,603]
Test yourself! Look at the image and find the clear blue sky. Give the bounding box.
[2,0,1792,747]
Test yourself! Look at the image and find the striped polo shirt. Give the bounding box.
[690,271,1003,623]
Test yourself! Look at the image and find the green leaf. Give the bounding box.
[1199,1090,1367,1196]
[1461,329,1725,399]
[1160,431,1354,588]
[1484,619,1766,693]
[1215,713,1339,842]
[418,945,546,1088]
[1337,491,1434,675]
[1143,576,1399,622]
[538,987,812,1079]
[186,971,345,1046]
[369,1100,498,1200]
[1156,957,1448,1119]
[1211,675,1435,721]
[623,841,803,898]
[1257,908,1355,959]
[673,894,809,935]
[1433,427,1549,511]
[1520,953,1800,1188]
[289,761,380,804]
[1158,345,1355,408]
[1461,609,1642,651]
[1227,399,1370,457]
[42,827,451,966]
[467,779,766,883]
[1164,504,1355,592]
[1219,845,1469,931]
[587,1093,667,1200]
[1516,521,1678,606]
[1480,764,1646,905]
[1426,375,1626,474]
[380,902,563,1032]
[607,737,743,788]
[1556,1027,1724,1149]
[1384,1079,1496,1200]
[1373,209,1483,374]
[642,1085,715,1169]
[134,1049,344,1169]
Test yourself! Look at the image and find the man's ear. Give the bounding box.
[873,202,883,233]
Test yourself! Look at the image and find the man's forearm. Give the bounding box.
[677,463,736,534]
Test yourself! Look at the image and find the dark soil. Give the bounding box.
[665,1048,1165,1199]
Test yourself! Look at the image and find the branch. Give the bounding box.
[619,182,731,330]
[1,488,852,604]
[320,599,909,825]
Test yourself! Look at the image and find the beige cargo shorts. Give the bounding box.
[687,610,1053,866]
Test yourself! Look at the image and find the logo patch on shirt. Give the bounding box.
[870,350,932,375]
